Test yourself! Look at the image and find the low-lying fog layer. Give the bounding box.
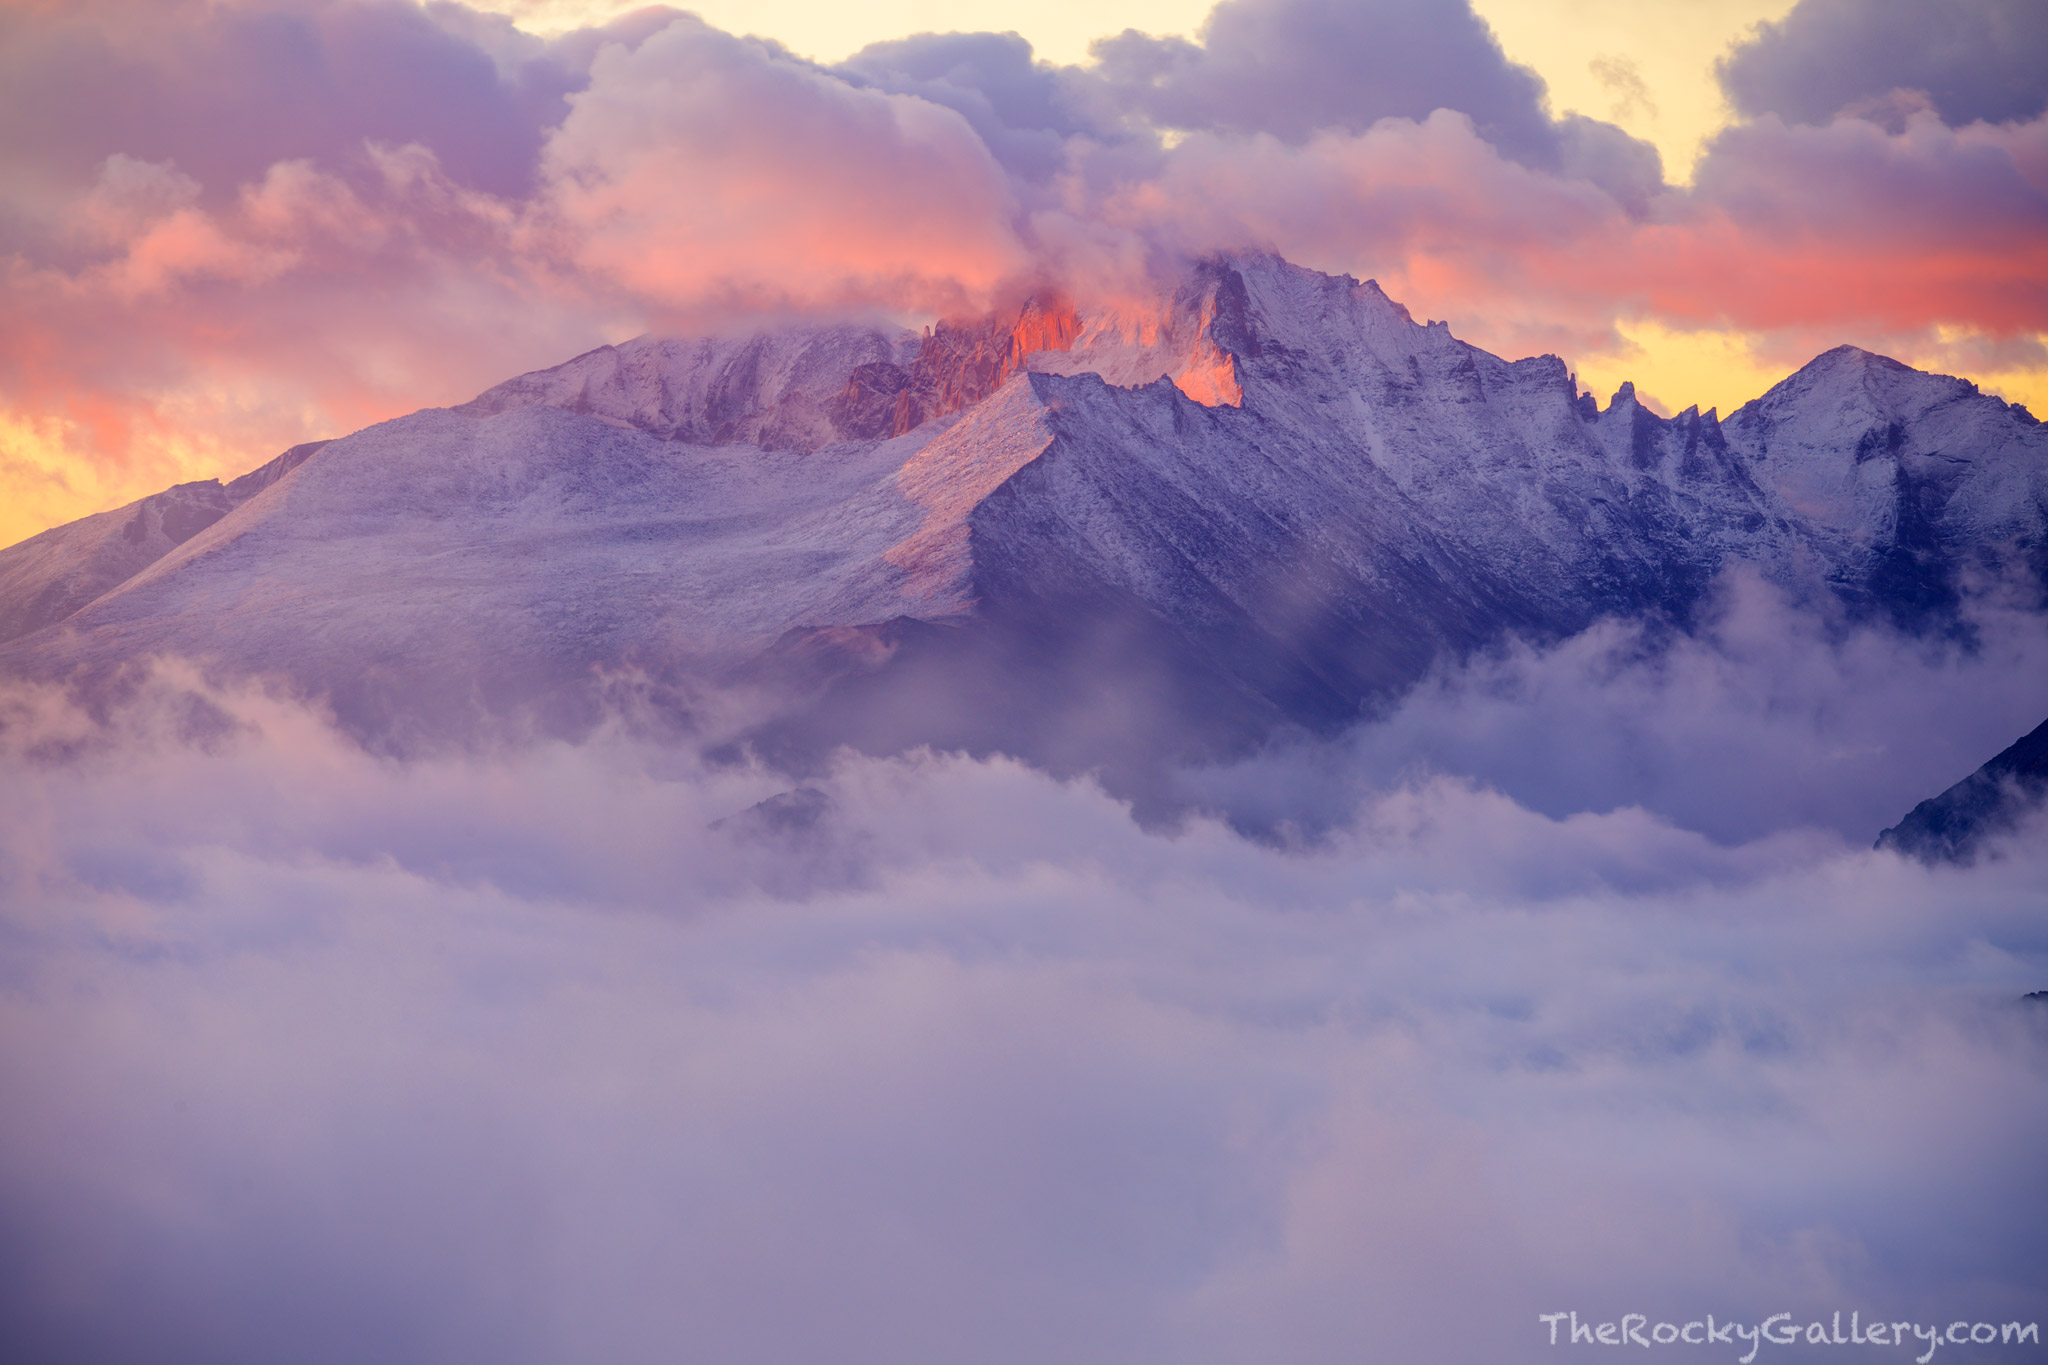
[2,587,2045,1364]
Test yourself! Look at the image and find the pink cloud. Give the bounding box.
[0,6,1040,528]
[534,15,1029,323]
[4,0,2046,542]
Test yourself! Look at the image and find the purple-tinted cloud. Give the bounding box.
[1719,0,2048,129]
[834,30,1130,185]
[0,659,2042,1363]
[1088,0,1562,167]
[0,0,656,211]
[1173,570,2048,845]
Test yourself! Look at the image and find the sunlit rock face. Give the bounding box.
[877,292,1084,437]
[2,252,2044,791]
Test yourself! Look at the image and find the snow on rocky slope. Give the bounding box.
[455,326,919,450]
[2,253,2042,770]
[1723,344,2048,617]
[0,441,326,648]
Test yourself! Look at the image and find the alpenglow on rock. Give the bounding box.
[2,252,2044,786]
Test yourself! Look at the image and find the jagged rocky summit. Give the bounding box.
[2,252,2044,792]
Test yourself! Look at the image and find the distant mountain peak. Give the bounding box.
[1744,342,1979,424]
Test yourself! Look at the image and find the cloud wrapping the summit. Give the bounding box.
[2,0,2047,544]
[538,14,1029,321]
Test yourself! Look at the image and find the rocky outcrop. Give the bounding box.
[829,293,1081,439]
[1878,716,2048,862]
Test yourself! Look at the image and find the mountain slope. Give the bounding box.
[455,326,918,451]
[2,253,2043,777]
[1877,716,2048,862]
[0,441,326,648]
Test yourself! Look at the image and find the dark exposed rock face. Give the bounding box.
[1878,716,2048,863]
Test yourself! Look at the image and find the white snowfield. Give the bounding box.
[2,252,2042,747]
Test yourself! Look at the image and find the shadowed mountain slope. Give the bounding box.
[1878,716,2048,862]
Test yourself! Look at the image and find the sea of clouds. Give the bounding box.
[1,583,2044,1364]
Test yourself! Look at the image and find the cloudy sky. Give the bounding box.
[2,0,2045,550]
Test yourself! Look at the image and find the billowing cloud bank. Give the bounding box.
[1180,573,2048,845]
[3,0,2047,544]
[2,589,2046,1363]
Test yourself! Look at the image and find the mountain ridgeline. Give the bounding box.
[2,253,2044,824]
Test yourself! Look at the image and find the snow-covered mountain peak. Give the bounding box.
[7,250,2041,770]
[458,254,1451,456]
[1720,341,2047,552]
[1604,379,1643,411]
[1156,252,1437,374]
[1739,344,1978,427]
